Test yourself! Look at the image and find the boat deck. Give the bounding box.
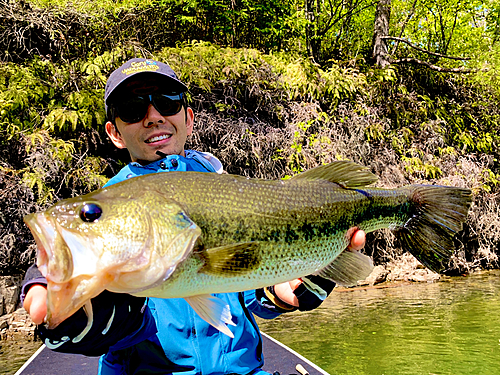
[15,332,329,375]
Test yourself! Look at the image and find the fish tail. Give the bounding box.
[397,185,472,272]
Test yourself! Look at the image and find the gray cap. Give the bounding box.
[104,58,188,112]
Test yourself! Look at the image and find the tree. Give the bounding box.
[374,0,488,72]
[372,0,391,67]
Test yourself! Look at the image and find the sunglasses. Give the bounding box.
[109,93,185,123]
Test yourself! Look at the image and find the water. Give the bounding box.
[3,272,500,374]
[0,337,41,375]
[257,271,500,375]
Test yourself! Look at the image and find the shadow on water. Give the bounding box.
[257,271,500,375]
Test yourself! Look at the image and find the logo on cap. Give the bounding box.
[122,60,160,76]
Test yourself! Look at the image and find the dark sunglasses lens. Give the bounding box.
[115,97,149,123]
[113,94,184,123]
[154,95,183,116]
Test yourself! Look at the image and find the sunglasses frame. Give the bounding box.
[108,92,185,124]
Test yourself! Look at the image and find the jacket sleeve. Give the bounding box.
[21,264,156,356]
[243,289,284,319]
[293,275,336,311]
[244,275,336,318]
[20,264,47,303]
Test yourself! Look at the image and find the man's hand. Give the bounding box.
[23,284,48,325]
[274,228,366,307]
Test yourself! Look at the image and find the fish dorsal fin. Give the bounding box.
[289,161,377,188]
[314,250,374,286]
[199,242,261,276]
[184,294,236,337]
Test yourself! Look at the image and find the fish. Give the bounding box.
[24,161,472,337]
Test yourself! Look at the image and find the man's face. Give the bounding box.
[105,77,194,165]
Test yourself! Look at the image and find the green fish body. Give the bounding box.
[24,161,472,336]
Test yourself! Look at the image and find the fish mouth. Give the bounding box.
[24,213,64,281]
[24,212,105,328]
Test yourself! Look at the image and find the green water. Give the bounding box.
[257,271,500,375]
[0,337,41,375]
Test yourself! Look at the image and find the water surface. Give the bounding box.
[1,337,41,375]
[257,271,500,375]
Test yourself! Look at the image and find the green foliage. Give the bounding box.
[481,168,500,192]
[158,41,365,103]
[402,154,443,180]
[5,0,499,75]
[0,54,119,140]
[365,122,386,142]
[389,0,492,63]
[31,0,147,13]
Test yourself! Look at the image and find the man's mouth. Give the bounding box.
[145,134,171,144]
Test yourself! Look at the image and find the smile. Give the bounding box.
[145,134,171,143]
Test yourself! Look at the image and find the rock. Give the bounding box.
[0,275,22,315]
[0,275,37,340]
[3,285,20,314]
[367,265,389,285]
[386,253,440,283]
[409,269,440,283]
[358,265,388,286]
[0,317,8,330]
[0,308,35,339]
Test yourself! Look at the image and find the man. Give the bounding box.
[22,58,366,374]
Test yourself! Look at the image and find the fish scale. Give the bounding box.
[133,177,413,299]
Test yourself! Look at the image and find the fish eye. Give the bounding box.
[80,203,103,223]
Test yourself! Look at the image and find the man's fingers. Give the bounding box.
[23,285,47,325]
[273,281,300,307]
[348,229,366,251]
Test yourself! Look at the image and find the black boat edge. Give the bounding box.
[14,332,330,375]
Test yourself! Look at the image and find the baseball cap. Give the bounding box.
[104,58,188,112]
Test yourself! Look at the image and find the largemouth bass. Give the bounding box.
[24,161,472,337]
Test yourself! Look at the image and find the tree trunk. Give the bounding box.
[372,0,391,68]
[305,0,316,63]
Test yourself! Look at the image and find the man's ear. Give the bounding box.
[105,121,126,149]
[185,107,194,136]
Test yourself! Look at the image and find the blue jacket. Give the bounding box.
[98,150,282,375]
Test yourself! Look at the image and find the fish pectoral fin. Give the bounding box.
[289,160,377,188]
[315,250,374,286]
[185,295,236,338]
[199,242,261,275]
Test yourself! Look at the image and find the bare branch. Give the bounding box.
[382,36,471,61]
[391,57,479,73]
